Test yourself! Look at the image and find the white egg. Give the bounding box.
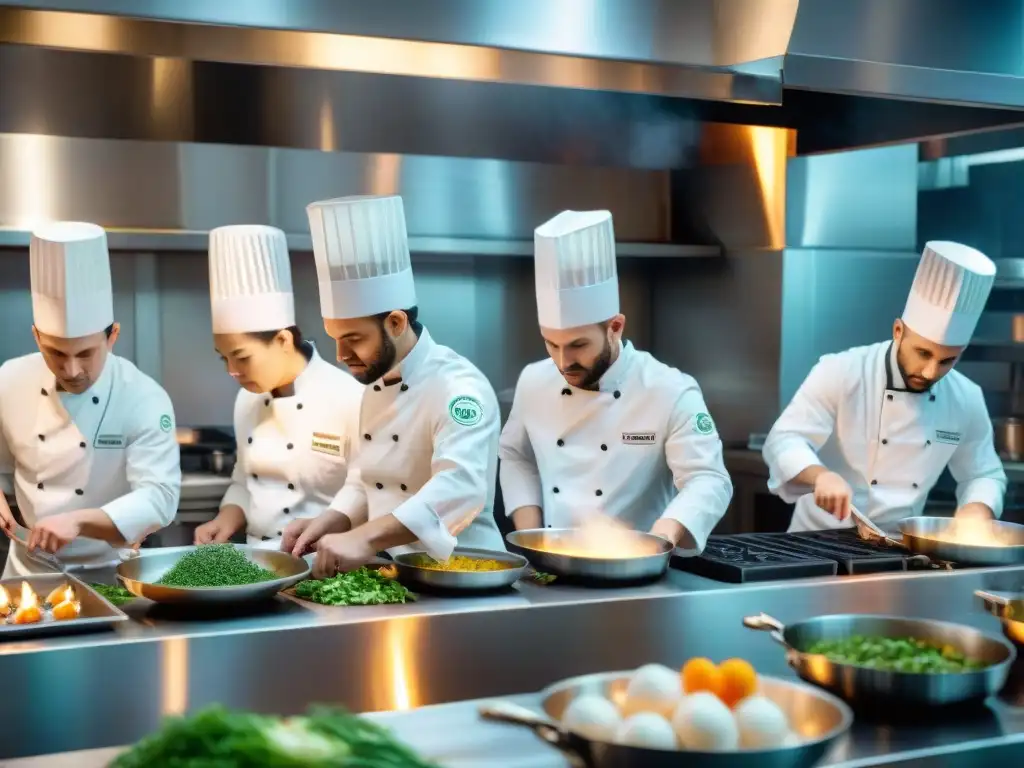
[615,712,678,750]
[621,663,682,718]
[734,695,790,749]
[671,691,739,751]
[561,694,622,742]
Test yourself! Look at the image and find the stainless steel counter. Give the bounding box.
[3,566,1024,759]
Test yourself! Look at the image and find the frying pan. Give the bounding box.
[975,590,1024,647]
[479,671,852,768]
[849,510,1024,567]
[506,528,673,583]
[744,612,1015,706]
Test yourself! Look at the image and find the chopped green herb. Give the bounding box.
[156,544,278,588]
[530,570,557,585]
[294,567,415,606]
[806,635,991,673]
[111,704,439,767]
[90,583,136,606]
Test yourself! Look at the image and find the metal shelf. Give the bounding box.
[0,228,720,259]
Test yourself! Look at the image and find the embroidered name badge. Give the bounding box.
[94,434,125,449]
[622,432,656,444]
[935,429,961,445]
[311,432,342,457]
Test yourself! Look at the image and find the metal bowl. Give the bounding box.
[116,545,310,605]
[391,547,528,592]
[506,528,673,583]
[745,613,1016,706]
[481,671,852,768]
[898,516,1024,567]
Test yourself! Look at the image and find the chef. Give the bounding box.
[281,194,505,575]
[498,210,733,550]
[0,222,181,577]
[194,225,364,550]
[762,241,1006,531]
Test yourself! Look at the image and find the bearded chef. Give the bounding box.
[0,222,181,577]
[193,225,364,550]
[498,210,733,550]
[281,194,505,575]
[762,241,1006,532]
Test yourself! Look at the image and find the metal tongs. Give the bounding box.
[4,521,138,573]
[849,506,934,567]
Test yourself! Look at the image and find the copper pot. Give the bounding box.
[993,417,1024,462]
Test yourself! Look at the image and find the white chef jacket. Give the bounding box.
[330,328,505,561]
[222,346,364,549]
[0,353,181,577]
[763,341,1006,532]
[498,341,733,552]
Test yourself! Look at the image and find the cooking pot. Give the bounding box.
[993,417,1024,462]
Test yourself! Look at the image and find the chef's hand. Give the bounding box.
[814,471,853,521]
[28,512,82,554]
[0,496,15,537]
[194,518,234,545]
[650,518,687,548]
[954,502,994,523]
[286,510,350,558]
[312,531,376,578]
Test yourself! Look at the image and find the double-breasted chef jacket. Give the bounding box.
[222,345,364,549]
[330,328,505,561]
[763,341,1006,532]
[0,353,181,577]
[498,341,733,552]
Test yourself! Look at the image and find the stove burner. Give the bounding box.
[673,529,973,583]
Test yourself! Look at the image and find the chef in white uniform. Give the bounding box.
[498,210,733,550]
[763,241,1006,532]
[281,194,505,575]
[0,222,181,577]
[194,225,364,550]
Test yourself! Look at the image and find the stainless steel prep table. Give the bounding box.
[2,567,1024,759]
[7,685,1024,768]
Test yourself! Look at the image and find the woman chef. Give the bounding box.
[281,194,505,576]
[194,225,364,549]
[762,241,1006,531]
[498,210,733,550]
[0,222,181,577]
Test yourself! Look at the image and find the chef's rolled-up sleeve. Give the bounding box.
[762,354,845,502]
[948,386,1006,517]
[220,392,250,513]
[101,388,181,543]
[498,373,543,515]
[392,378,499,561]
[661,382,733,553]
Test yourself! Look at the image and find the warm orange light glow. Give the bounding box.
[369,154,402,196]
[0,585,10,617]
[746,125,788,249]
[13,582,42,625]
[18,582,38,610]
[540,514,663,559]
[161,637,189,716]
[52,599,81,621]
[386,619,420,711]
[45,583,74,606]
[318,98,337,152]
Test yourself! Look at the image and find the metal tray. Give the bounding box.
[0,572,128,641]
[116,545,310,605]
[391,547,528,592]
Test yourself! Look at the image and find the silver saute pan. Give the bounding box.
[506,528,673,583]
[744,612,1015,706]
[480,671,852,768]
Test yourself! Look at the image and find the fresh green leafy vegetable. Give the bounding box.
[157,544,278,588]
[293,567,415,606]
[807,635,990,673]
[529,571,557,585]
[90,583,136,606]
[110,705,439,767]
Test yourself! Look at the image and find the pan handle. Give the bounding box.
[478,701,585,766]
[975,590,1011,606]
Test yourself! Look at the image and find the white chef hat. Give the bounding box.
[534,210,619,330]
[208,225,295,334]
[30,221,113,338]
[902,241,996,346]
[306,194,417,320]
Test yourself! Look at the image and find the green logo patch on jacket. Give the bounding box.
[694,413,715,435]
[448,395,483,427]
[159,414,173,433]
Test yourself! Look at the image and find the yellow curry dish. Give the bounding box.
[406,554,515,572]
